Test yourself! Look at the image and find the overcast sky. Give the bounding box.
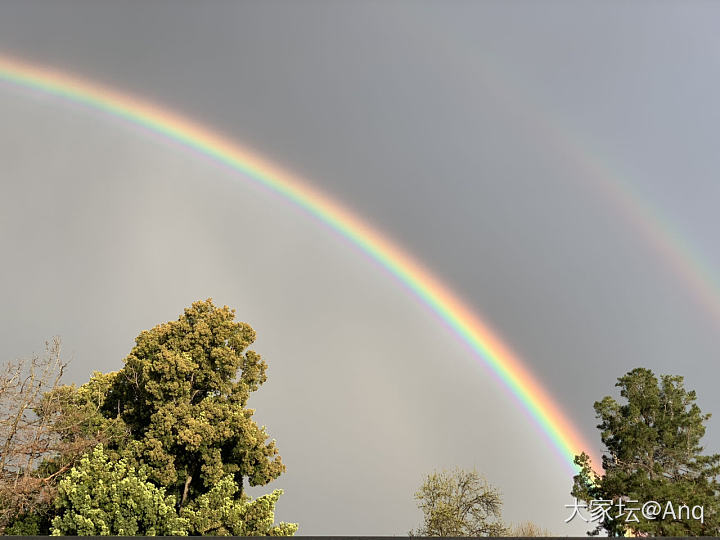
[2,1,720,535]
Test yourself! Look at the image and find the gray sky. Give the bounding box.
[1,1,720,535]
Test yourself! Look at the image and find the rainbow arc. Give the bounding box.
[0,53,598,473]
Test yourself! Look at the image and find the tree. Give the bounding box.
[50,444,188,536]
[0,346,127,535]
[0,338,115,534]
[2,300,296,535]
[50,442,297,537]
[36,369,127,479]
[572,368,720,536]
[410,467,507,536]
[181,475,298,536]
[506,521,551,536]
[102,299,285,508]
[0,338,66,532]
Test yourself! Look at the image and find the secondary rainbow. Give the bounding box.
[417,19,720,334]
[0,53,598,473]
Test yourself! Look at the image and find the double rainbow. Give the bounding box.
[0,53,598,473]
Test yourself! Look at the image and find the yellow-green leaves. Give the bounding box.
[51,446,297,536]
[181,475,298,536]
[51,445,188,536]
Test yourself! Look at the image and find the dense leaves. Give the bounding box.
[182,475,297,536]
[49,443,297,536]
[572,368,720,536]
[1,300,296,535]
[50,444,297,536]
[51,445,187,536]
[103,299,285,506]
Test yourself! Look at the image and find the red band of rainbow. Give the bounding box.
[0,53,599,474]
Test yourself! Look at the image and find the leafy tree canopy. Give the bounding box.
[182,475,298,536]
[36,370,126,479]
[572,368,720,536]
[410,467,507,537]
[50,444,188,536]
[2,300,296,535]
[51,444,297,537]
[102,299,285,507]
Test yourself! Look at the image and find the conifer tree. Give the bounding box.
[103,299,285,508]
[572,368,720,536]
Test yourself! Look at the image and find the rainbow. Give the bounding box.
[0,53,598,473]
[423,20,720,332]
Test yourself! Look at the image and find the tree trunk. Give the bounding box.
[181,473,192,508]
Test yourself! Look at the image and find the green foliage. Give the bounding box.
[181,475,298,536]
[49,444,296,537]
[0,340,127,535]
[2,300,296,535]
[410,467,507,536]
[572,368,720,536]
[4,510,52,536]
[50,444,188,536]
[35,370,127,480]
[103,299,285,505]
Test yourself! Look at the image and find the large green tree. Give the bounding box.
[572,368,720,536]
[102,299,285,508]
[410,467,507,537]
[2,300,295,535]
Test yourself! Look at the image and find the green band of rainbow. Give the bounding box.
[0,53,598,473]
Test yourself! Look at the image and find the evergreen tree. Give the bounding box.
[103,299,285,508]
[572,368,720,536]
[3,300,296,535]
